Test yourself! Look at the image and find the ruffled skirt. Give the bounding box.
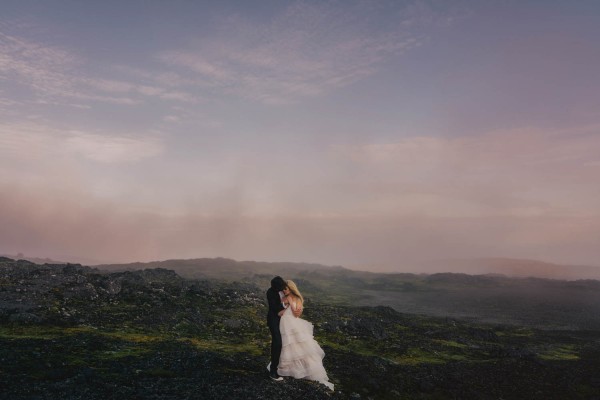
[276,309,334,390]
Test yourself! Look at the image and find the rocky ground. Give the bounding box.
[1,257,600,399]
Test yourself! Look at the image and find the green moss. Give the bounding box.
[495,327,537,339]
[0,325,165,344]
[393,348,447,365]
[323,335,470,365]
[0,325,101,339]
[99,346,151,360]
[0,326,61,339]
[538,345,579,361]
[511,328,535,337]
[433,339,468,349]
[322,332,385,356]
[103,331,166,343]
[183,337,263,356]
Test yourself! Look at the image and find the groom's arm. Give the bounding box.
[267,290,285,313]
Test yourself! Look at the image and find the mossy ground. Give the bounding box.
[2,261,600,399]
[2,307,599,400]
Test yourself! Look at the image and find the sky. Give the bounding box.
[1,0,599,270]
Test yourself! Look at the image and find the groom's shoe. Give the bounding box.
[270,373,283,381]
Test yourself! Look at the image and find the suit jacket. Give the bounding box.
[266,287,285,324]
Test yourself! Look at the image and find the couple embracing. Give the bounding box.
[266,276,334,391]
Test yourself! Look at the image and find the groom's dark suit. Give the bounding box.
[266,287,285,376]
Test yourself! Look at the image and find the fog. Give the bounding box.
[2,182,599,279]
[2,1,600,278]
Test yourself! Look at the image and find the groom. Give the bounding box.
[266,276,287,381]
[266,276,301,381]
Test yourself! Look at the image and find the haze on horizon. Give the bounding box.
[1,1,600,273]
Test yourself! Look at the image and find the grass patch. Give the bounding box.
[103,331,166,343]
[393,323,410,331]
[393,347,448,365]
[0,326,62,340]
[433,339,468,349]
[0,325,97,339]
[0,325,166,344]
[327,341,377,357]
[502,328,535,337]
[183,337,264,356]
[538,345,579,361]
[99,346,152,360]
[323,336,470,366]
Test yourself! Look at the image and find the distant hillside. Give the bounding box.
[94,257,600,330]
[0,254,67,265]
[1,253,104,266]
[95,257,349,280]
[416,257,600,280]
[10,256,600,329]
[96,256,600,283]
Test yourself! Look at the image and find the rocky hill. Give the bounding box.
[97,257,600,330]
[1,257,600,399]
[417,258,600,281]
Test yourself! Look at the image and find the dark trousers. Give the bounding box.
[268,318,282,374]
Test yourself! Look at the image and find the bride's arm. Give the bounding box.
[292,297,303,318]
[278,295,290,317]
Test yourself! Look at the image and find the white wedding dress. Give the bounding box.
[275,299,334,390]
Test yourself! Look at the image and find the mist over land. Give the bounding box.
[393,257,600,281]
[8,250,600,281]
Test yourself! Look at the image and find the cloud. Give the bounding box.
[81,77,199,103]
[138,85,164,96]
[2,119,599,268]
[0,28,199,108]
[0,97,22,107]
[332,124,600,218]
[0,182,164,263]
[0,2,431,108]
[65,131,163,163]
[163,115,180,123]
[341,125,600,179]
[2,179,600,268]
[0,121,62,162]
[0,120,164,165]
[158,91,198,102]
[0,29,142,106]
[0,30,80,98]
[158,2,424,104]
[84,78,135,93]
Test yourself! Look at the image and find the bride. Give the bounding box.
[276,280,334,391]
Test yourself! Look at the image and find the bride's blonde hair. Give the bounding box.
[286,280,303,303]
